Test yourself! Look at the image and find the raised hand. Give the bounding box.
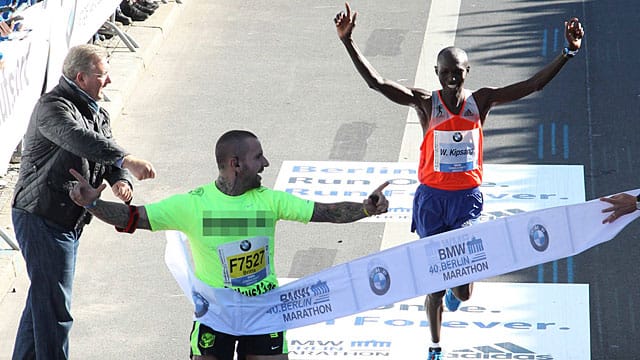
[68,168,107,207]
[334,2,357,41]
[565,17,584,50]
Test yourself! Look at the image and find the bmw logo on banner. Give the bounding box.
[192,291,210,317]
[368,260,391,295]
[528,218,550,252]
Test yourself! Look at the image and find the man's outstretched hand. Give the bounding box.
[68,168,106,208]
[122,155,156,181]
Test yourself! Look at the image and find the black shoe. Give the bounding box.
[114,7,132,25]
[133,3,155,15]
[138,0,159,10]
[120,1,149,21]
[98,29,114,40]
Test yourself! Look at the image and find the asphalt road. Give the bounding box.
[2,0,640,358]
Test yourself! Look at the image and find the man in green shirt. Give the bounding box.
[68,129,389,360]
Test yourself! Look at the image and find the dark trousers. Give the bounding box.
[11,208,82,360]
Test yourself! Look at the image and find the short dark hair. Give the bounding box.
[215,130,258,169]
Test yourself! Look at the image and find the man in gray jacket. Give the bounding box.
[11,44,155,359]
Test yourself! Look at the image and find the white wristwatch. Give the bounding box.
[562,47,579,58]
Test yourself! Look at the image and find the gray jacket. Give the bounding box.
[12,77,133,230]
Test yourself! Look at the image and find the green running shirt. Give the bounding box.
[145,183,314,296]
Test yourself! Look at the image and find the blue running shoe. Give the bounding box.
[444,288,461,312]
[427,347,443,360]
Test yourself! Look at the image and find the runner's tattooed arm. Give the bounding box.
[311,182,389,223]
[87,200,152,230]
[68,168,152,230]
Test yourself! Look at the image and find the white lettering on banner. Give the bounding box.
[287,281,588,359]
[275,161,585,222]
[69,1,122,46]
[0,3,49,175]
[164,191,640,335]
[0,44,30,125]
[291,165,417,175]
[267,338,393,357]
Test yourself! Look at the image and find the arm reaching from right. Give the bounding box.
[600,193,637,224]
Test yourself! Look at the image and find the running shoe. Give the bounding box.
[427,346,443,360]
[444,288,461,312]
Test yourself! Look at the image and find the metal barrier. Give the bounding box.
[0,227,18,251]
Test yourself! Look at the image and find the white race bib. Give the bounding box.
[433,129,480,172]
[218,236,270,287]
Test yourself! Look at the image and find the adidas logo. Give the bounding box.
[448,342,553,359]
[463,108,475,117]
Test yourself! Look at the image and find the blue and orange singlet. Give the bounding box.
[418,89,483,191]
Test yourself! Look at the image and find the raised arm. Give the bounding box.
[473,18,585,115]
[311,181,389,223]
[335,2,423,108]
[68,169,151,231]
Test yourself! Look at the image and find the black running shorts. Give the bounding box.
[190,321,287,359]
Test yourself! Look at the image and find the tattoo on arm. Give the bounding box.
[89,200,152,230]
[311,202,366,223]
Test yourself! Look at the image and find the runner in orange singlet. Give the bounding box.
[334,3,584,359]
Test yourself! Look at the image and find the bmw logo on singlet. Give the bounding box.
[240,240,252,251]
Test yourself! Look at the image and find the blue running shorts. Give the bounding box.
[411,184,483,238]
